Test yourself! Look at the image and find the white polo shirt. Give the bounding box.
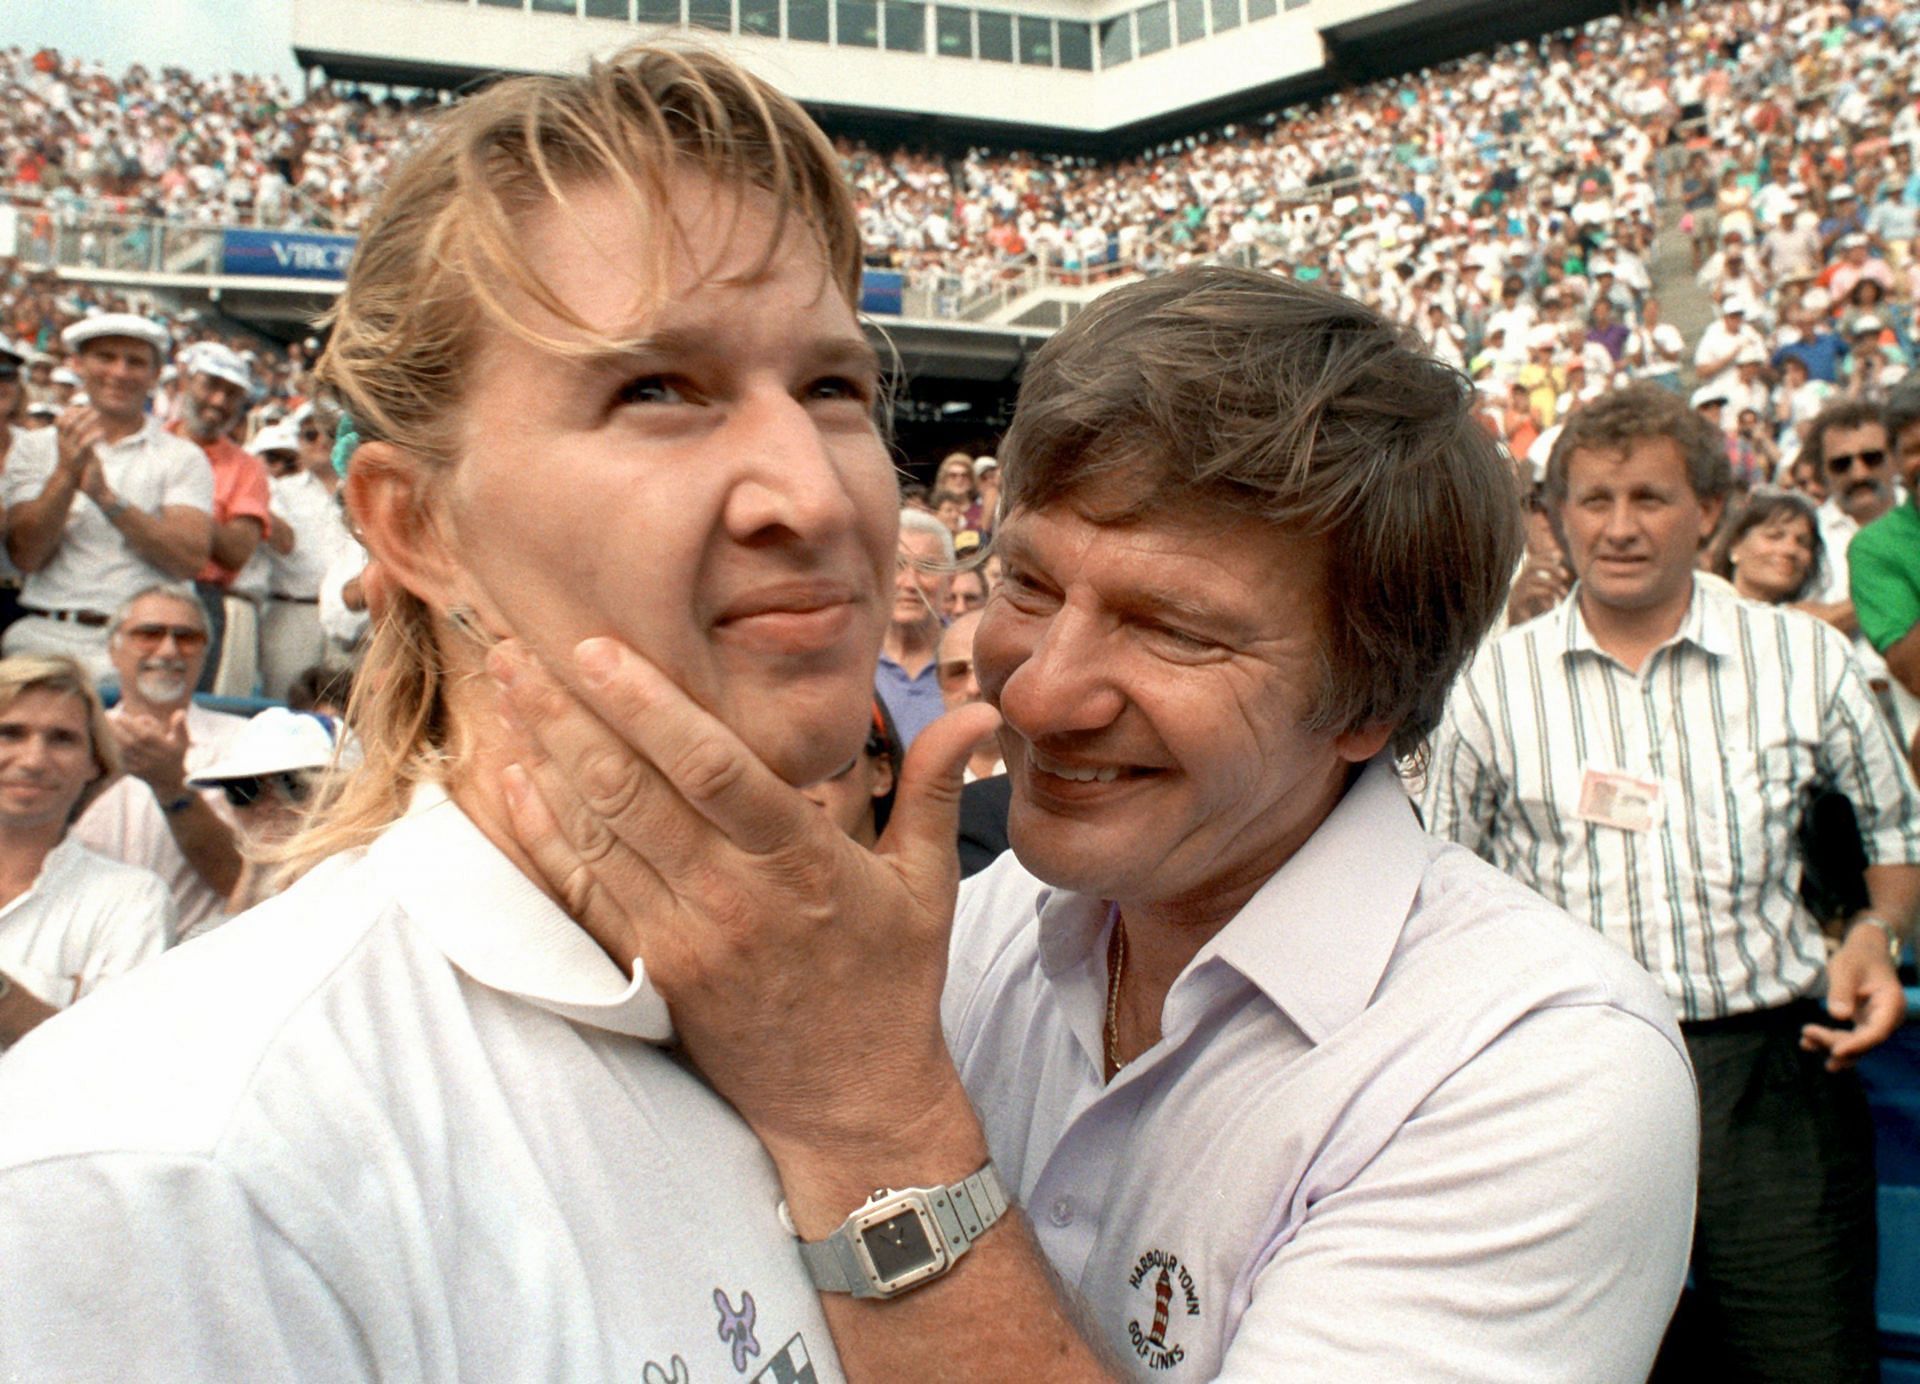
[0,835,173,1018]
[945,760,1698,1381]
[72,702,248,942]
[264,470,353,599]
[0,784,842,1382]
[0,420,213,613]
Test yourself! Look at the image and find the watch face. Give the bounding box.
[861,1208,940,1282]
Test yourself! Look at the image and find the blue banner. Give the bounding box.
[859,269,904,317]
[220,228,355,281]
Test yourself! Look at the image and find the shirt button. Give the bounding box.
[1048,1197,1074,1227]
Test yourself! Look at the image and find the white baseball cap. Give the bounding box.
[247,422,300,457]
[182,342,254,393]
[62,312,170,359]
[188,708,358,785]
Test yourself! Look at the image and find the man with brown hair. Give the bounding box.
[496,267,1700,1378]
[1425,381,1920,1381]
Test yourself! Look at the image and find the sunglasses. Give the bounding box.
[1827,449,1886,475]
[218,772,313,810]
[0,364,19,382]
[121,622,209,652]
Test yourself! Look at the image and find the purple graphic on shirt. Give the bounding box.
[713,1287,761,1373]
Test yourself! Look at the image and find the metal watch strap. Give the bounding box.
[795,1162,1008,1298]
[797,1222,869,1296]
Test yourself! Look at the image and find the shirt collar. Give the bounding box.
[1559,572,1733,664]
[1029,757,1436,1046]
[0,835,85,923]
[1200,758,1436,1044]
[365,782,674,1043]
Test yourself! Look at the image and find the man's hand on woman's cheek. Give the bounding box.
[486,636,1001,1165]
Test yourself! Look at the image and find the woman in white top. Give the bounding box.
[0,44,905,1380]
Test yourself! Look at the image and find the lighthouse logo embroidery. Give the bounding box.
[1126,1248,1201,1370]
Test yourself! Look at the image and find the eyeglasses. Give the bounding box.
[121,622,209,652]
[1826,449,1887,475]
[218,772,312,809]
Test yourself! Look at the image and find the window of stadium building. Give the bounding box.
[838,0,880,44]
[977,9,1014,61]
[1246,0,1276,20]
[531,0,575,12]
[1209,0,1238,31]
[789,0,830,40]
[584,0,630,17]
[1175,0,1204,43]
[1134,0,1170,55]
[636,0,680,22]
[935,4,972,55]
[1057,20,1092,68]
[1099,14,1132,66]
[690,0,733,29]
[885,0,926,51]
[741,0,780,33]
[1017,15,1053,64]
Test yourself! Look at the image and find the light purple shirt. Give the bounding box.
[945,759,1698,1381]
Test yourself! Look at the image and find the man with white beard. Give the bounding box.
[70,586,245,942]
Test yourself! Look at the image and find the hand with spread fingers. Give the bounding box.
[489,634,1003,1203]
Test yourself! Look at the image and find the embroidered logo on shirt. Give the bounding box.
[750,1333,817,1384]
[713,1287,761,1373]
[1126,1248,1201,1370]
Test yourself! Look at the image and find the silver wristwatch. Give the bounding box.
[783,1162,1008,1299]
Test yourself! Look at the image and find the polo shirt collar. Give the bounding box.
[1559,573,1733,664]
[0,835,85,923]
[1201,757,1433,1045]
[366,782,674,1042]
[1029,757,1434,1047]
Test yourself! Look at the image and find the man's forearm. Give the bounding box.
[1883,625,1920,698]
[1861,863,1920,938]
[209,516,264,572]
[108,506,213,580]
[163,794,245,901]
[6,471,83,572]
[0,971,60,1046]
[773,1080,1116,1382]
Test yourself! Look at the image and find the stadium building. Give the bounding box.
[12,0,1619,465]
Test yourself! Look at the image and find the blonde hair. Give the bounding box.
[0,654,120,821]
[288,43,864,874]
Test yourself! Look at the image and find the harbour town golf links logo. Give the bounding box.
[1126,1248,1201,1370]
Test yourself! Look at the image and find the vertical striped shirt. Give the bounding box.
[1421,575,1920,1022]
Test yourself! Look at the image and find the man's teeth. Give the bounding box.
[1034,754,1120,783]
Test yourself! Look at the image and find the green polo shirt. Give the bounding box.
[1850,500,1920,652]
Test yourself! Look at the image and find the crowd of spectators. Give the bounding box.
[1,46,435,230]
[8,0,1920,425]
[1,12,1919,1373]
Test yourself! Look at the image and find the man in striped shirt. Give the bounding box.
[1424,381,1920,1383]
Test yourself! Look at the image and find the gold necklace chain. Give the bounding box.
[1104,914,1127,1079]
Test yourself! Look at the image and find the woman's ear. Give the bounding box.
[346,441,464,611]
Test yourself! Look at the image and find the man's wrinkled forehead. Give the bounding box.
[119,595,206,637]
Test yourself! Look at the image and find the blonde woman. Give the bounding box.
[0,46,936,1378]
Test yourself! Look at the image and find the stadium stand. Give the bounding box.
[2,0,1920,1371]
